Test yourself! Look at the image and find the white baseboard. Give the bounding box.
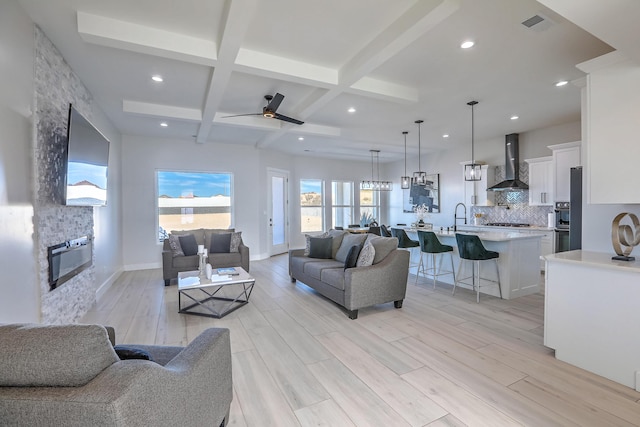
[124,262,161,271]
[96,268,123,302]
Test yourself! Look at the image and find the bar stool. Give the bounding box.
[391,227,420,267]
[415,230,455,289]
[453,233,501,303]
[380,224,392,237]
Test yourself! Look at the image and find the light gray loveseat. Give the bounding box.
[162,228,249,286]
[0,324,232,427]
[289,231,410,319]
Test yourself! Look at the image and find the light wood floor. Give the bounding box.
[81,255,640,426]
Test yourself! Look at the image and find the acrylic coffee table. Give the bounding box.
[177,267,255,318]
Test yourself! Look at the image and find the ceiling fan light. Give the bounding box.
[263,111,275,118]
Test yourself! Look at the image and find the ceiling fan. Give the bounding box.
[222,93,304,125]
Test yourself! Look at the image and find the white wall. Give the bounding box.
[0,0,39,323]
[92,110,123,297]
[121,136,262,268]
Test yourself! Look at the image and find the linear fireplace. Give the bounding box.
[48,236,92,291]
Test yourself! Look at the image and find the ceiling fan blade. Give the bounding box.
[266,93,284,113]
[274,113,304,125]
[221,113,262,118]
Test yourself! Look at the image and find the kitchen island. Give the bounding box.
[544,250,640,390]
[405,229,542,299]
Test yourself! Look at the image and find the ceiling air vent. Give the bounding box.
[521,13,554,32]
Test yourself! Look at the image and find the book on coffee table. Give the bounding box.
[217,267,239,275]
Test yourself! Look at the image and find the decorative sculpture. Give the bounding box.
[611,212,640,261]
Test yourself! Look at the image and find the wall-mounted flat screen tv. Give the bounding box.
[64,104,110,206]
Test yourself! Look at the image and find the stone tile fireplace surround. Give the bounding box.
[34,27,97,323]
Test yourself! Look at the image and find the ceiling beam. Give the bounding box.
[256,0,459,149]
[77,12,217,66]
[195,0,260,143]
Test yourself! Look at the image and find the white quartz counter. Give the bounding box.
[544,250,640,390]
[545,249,640,273]
[405,229,542,299]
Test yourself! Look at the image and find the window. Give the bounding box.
[157,171,232,242]
[300,179,324,233]
[360,189,379,225]
[332,181,354,228]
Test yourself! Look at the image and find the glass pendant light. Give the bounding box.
[412,120,427,186]
[464,101,482,181]
[400,131,410,189]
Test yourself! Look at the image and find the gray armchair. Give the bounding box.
[0,324,232,427]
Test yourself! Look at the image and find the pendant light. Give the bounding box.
[400,131,410,189]
[412,120,427,186]
[464,100,482,181]
[360,150,392,191]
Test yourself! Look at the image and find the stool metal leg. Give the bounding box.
[415,251,424,284]
[495,259,502,299]
[475,260,480,303]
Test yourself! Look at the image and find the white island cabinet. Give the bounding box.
[406,229,541,299]
[544,250,640,390]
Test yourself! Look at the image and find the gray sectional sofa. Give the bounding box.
[289,231,410,319]
[0,324,232,427]
[162,228,249,286]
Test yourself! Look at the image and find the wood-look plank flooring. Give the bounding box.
[81,255,640,426]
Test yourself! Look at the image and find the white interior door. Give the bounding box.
[268,169,289,256]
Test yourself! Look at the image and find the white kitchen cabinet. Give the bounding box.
[548,142,580,202]
[461,163,495,206]
[576,51,640,204]
[525,157,553,206]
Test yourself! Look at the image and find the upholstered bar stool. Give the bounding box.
[391,228,420,268]
[453,233,501,303]
[416,230,455,289]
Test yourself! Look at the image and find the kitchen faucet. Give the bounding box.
[454,202,467,231]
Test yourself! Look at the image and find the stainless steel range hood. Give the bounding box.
[487,133,529,191]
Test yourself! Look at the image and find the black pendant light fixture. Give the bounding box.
[464,100,482,181]
[412,120,427,186]
[400,131,410,189]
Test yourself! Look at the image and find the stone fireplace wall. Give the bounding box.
[34,27,97,323]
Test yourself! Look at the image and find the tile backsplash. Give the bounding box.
[469,163,554,227]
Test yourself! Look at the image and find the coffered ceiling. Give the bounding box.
[18,0,615,162]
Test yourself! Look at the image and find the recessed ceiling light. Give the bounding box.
[555,80,568,87]
[348,107,356,113]
[460,40,475,49]
[298,137,304,141]
[151,75,163,82]
[160,122,168,127]
[510,115,519,120]
[442,134,449,138]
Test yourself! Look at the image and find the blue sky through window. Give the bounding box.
[157,171,231,197]
[300,179,322,194]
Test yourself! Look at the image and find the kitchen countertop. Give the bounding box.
[405,228,544,242]
[457,224,555,231]
[544,250,640,273]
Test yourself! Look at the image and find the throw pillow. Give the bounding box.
[356,243,375,267]
[168,234,184,257]
[113,345,154,362]
[344,244,363,270]
[210,232,232,253]
[178,234,198,256]
[327,229,348,258]
[230,231,243,252]
[335,233,368,263]
[308,237,333,259]
[370,236,399,264]
[305,232,328,256]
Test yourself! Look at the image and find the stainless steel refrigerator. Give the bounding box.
[569,166,582,250]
